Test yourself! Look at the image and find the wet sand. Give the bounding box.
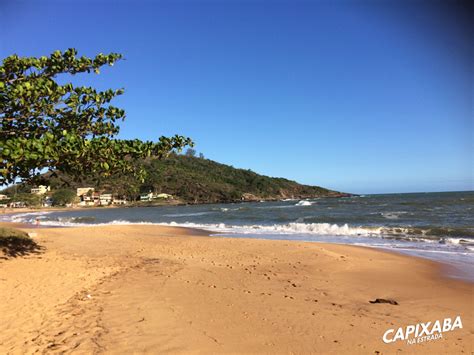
[0,224,472,354]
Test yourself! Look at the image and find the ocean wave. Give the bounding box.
[5,212,474,250]
[380,211,408,220]
[158,222,474,240]
[295,201,313,206]
[217,207,242,212]
[6,211,53,223]
[444,238,474,246]
[162,211,214,218]
[31,219,156,227]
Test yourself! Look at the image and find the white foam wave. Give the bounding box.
[8,214,382,236]
[34,219,156,227]
[380,211,408,220]
[295,200,313,206]
[218,207,241,212]
[158,222,382,236]
[5,213,474,253]
[162,212,214,217]
[4,211,53,223]
[445,238,474,246]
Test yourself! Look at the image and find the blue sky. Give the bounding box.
[1,0,472,194]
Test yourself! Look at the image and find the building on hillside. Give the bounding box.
[0,194,9,200]
[99,193,113,206]
[78,192,100,206]
[8,201,26,208]
[31,185,50,195]
[140,192,154,201]
[42,197,53,207]
[140,192,173,202]
[77,187,95,197]
[112,198,127,205]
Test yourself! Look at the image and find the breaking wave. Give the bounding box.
[295,200,313,206]
[6,212,474,239]
[5,210,474,254]
[380,211,409,220]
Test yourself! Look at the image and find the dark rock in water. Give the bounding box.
[369,298,398,305]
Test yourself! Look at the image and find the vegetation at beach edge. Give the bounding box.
[0,49,192,186]
[0,227,40,258]
[0,49,345,206]
[3,151,346,205]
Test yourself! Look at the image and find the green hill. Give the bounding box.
[2,154,348,204]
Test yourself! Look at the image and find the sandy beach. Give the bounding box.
[0,223,472,354]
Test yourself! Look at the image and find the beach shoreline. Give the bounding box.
[0,223,471,353]
[4,209,473,283]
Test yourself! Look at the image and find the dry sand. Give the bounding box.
[0,224,472,354]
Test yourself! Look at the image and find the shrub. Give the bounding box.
[51,189,77,206]
[0,227,40,257]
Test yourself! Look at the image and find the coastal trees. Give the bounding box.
[185,148,197,157]
[9,192,42,207]
[0,48,192,186]
[51,189,76,206]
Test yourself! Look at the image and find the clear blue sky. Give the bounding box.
[1,0,472,194]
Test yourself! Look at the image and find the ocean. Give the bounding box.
[4,191,473,280]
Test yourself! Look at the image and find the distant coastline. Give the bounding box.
[1,154,351,208]
[1,192,354,216]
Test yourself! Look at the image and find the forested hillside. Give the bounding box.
[3,154,347,204]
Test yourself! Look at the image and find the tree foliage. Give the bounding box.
[51,188,76,206]
[4,154,339,204]
[0,48,192,185]
[185,148,196,157]
[9,192,42,207]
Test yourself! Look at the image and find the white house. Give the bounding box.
[0,194,9,200]
[31,185,50,195]
[9,201,26,208]
[99,193,113,206]
[112,198,127,205]
[42,197,53,207]
[78,192,100,206]
[140,192,154,201]
[77,187,95,197]
[140,192,173,201]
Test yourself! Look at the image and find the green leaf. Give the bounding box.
[0,48,192,186]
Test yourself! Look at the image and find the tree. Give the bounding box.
[51,188,76,206]
[9,192,42,207]
[185,148,196,157]
[0,49,192,185]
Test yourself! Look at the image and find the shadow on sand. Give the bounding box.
[0,234,44,259]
